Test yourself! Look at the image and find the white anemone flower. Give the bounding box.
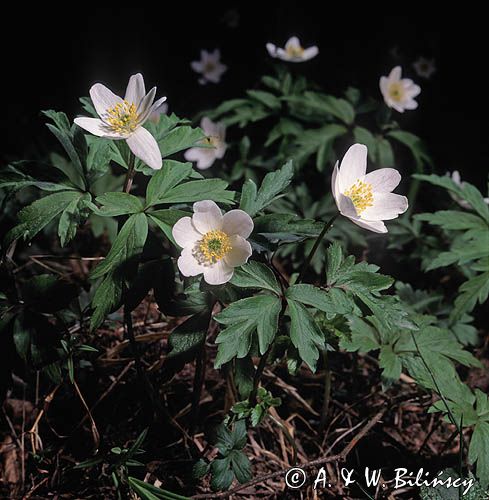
[413,57,436,79]
[74,73,165,170]
[447,170,489,208]
[184,118,227,170]
[172,201,253,285]
[266,36,318,62]
[191,49,227,84]
[379,66,421,113]
[332,144,408,233]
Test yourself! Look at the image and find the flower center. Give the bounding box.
[105,100,139,134]
[198,230,231,264]
[344,180,374,214]
[286,45,304,58]
[388,82,405,102]
[203,61,216,74]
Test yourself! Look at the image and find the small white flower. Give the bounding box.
[266,36,318,62]
[447,170,489,208]
[172,200,253,285]
[413,57,436,79]
[379,66,421,113]
[191,49,227,84]
[148,101,168,124]
[74,73,165,170]
[184,118,227,170]
[332,144,408,233]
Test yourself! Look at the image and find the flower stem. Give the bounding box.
[123,153,136,193]
[249,347,271,407]
[319,350,331,432]
[297,213,339,283]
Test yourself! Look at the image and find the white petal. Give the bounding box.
[337,193,358,218]
[338,144,368,192]
[331,162,340,205]
[184,147,216,170]
[126,127,162,170]
[363,168,401,192]
[222,210,254,238]
[302,46,318,61]
[192,201,223,233]
[361,193,408,220]
[178,247,206,277]
[74,117,122,138]
[379,76,389,96]
[124,73,146,106]
[266,43,277,57]
[203,260,234,285]
[403,99,418,110]
[136,87,157,123]
[214,143,227,160]
[90,83,122,118]
[172,216,202,247]
[224,235,252,267]
[389,66,402,81]
[191,61,203,73]
[285,36,301,49]
[350,218,388,233]
[201,117,219,136]
[275,48,290,61]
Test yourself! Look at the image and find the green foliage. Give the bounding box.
[214,294,282,367]
[194,421,251,491]
[415,174,489,321]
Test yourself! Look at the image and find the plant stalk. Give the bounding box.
[123,153,136,193]
[297,213,339,283]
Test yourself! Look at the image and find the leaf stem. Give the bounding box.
[123,153,136,193]
[297,213,339,283]
[249,347,271,407]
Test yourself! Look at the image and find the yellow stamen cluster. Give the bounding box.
[105,100,139,134]
[198,230,231,264]
[388,82,405,102]
[286,45,305,58]
[344,180,374,214]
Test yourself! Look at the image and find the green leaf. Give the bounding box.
[469,421,489,487]
[5,190,84,245]
[239,160,294,217]
[379,344,402,380]
[214,295,281,366]
[230,261,281,295]
[158,123,205,158]
[90,213,148,280]
[451,271,489,322]
[286,284,339,315]
[286,299,325,371]
[340,316,380,352]
[90,273,123,331]
[95,192,144,216]
[375,137,394,167]
[161,179,235,204]
[58,192,91,246]
[128,477,191,500]
[145,161,193,206]
[246,90,281,110]
[228,450,252,483]
[210,458,234,491]
[167,309,212,361]
[415,211,487,231]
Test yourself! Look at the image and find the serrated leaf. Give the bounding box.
[286,299,325,371]
[230,261,281,295]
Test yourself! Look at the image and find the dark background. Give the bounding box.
[3,6,488,190]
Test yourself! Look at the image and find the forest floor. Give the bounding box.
[1,291,488,499]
